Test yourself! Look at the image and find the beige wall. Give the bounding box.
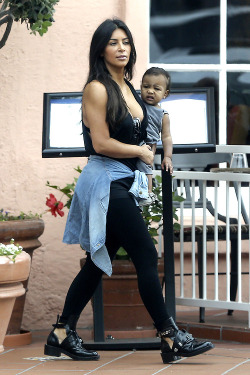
[0,0,149,331]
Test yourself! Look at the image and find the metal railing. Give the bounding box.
[157,170,250,326]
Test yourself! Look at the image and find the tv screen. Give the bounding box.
[42,87,216,158]
[42,92,84,157]
[156,87,216,154]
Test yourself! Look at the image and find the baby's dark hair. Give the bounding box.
[142,67,171,91]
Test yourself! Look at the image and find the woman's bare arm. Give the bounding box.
[83,81,153,165]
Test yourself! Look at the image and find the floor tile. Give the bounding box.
[1,319,250,375]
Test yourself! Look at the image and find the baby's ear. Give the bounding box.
[164,90,170,99]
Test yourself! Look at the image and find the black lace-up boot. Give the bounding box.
[157,317,214,363]
[44,315,100,361]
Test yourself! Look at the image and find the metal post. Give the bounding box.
[162,169,176,320]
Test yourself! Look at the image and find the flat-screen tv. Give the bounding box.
[42,87,216,158]
[155,87,216,154]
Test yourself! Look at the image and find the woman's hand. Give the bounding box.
[138,144,154,165]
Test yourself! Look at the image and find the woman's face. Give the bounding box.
[102,28,131,71]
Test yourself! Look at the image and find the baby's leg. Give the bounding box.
[147,174,153,192]
[150,143,157,155]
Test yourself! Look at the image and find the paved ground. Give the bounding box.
[2,308,250,374]
[1,331,250,375]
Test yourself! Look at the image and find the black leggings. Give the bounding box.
[61,194,170,330]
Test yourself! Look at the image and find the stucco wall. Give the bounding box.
[0,0,149,331]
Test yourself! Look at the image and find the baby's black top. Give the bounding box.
[82,79,147,172]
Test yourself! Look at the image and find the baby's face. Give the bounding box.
[141,74,169,106]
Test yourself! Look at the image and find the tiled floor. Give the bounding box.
[177,308,250,344]
[1,308,250,375]
[0,337,250,375]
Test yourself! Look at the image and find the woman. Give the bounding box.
[44,18,214,364]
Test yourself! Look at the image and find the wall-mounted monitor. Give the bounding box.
[156,87,216,154]
[42,92,84,157]
[42,87,216,158]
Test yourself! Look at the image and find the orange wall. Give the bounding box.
[0,0,149,330]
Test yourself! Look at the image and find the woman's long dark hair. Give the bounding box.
[84,18,136,129]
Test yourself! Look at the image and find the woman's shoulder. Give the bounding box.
[84,80,106,93]
[83,80,107,102]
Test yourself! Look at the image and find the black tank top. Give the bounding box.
[82,80,147,171]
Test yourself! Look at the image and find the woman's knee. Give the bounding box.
[82,253,103,278]
[131,244,158,271]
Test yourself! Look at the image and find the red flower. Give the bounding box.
[46,194,64,217]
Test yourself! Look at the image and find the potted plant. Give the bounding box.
[0,211,45,346]
[0,239,31,353]
[0,199,63,346]
[47,168,184,338]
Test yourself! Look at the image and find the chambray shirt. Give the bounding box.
[63,155,148,276]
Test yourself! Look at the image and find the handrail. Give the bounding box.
[216,145,250,153]
[173,170,250,182]
[168,169,250,326]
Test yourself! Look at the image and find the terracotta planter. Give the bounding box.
[0,219,44,345]
[102,259,164,339]
[80,257,164,339]
[0,251,31,353]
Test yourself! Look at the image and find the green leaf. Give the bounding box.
[44,13,52,20]
[155,175,162,183]
[173,213,179,221]
[43,21,52,27]
[151,237,158,245]
[173,222,181,231]
[149,228,158,237]
[46,183,61,190]
[115,247,130,260]
[173,195,185,202]
[75,166,82,173]
[152,215,162,222]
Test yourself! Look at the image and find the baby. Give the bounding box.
[138,67,173,206]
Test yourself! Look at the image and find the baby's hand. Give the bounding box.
[161,156,173,174]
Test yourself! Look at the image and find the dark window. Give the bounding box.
[227,1,250,63]
[227,72,250,145]
[150,0,220,64]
